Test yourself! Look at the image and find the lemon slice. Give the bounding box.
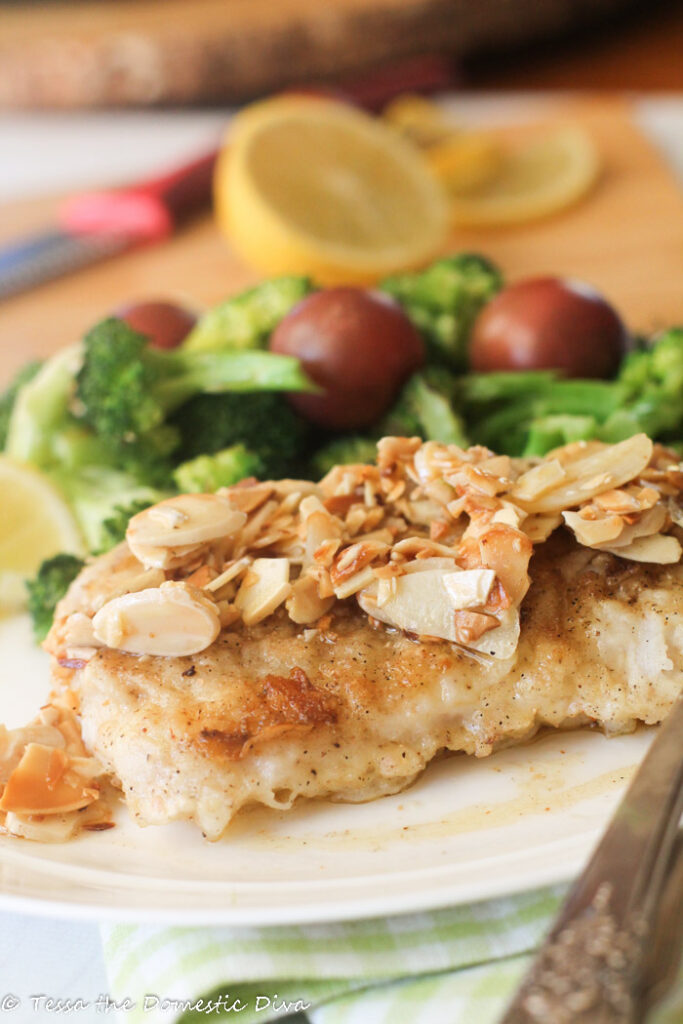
[217,96,449,284]
[449,126,600,227]
[0,457,84,614]
[382,94,457,148]
[426,134,505,195]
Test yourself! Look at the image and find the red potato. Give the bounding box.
[114,301,197,350]
[269,287,424,429]
[469,277,629,378]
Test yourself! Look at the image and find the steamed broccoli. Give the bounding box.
[381,254,502,369]
[53,466,168,553]
[0,360,43,450]
[26,554,85,641]
[95,498,158,554]
[173,445,264,493]
[599,327,683,442]
[75,318,314,452]
[172,391,310,478]
[183,276,314,352]
[5,345,83,468]
[310,436,379,478]
[382,369,469,446]
[457,327,683,456]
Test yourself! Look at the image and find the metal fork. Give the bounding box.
[499,695,683,1023]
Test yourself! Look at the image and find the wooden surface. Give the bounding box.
[465,1,683,91]
[0,97,682,384]
[0,0,629,109]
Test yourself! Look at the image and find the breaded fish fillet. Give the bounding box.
[50,532,682,839]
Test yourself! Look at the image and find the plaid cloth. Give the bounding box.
[101,883,683,1024]
[100,886,564,1024]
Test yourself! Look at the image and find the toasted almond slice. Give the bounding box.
[596,503,668,549]
[0,723,65,785]
[514,435,653,513]
[0,743,98,815]
[453,609,498,645]
[602,533,682,564]
[443,569,496,610]
[563,511,625,547]
[205,557,252,592]
[333,565,378,599]
[218,482,274,514]
[235,557,291,625]
[476,525,533,605]
[126,541,206,571]
[92,582,220,656]
[286,574,335,624]
[127,494,246,556]
[60,611,101,650]
[520,513,563,542]
[510,459,566,502]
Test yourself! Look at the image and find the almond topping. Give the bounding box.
[92,582,220,656]
[127,494,247,553]
[235,558,291,625]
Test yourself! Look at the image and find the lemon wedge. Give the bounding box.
[217,96,449,284]
[448,126,599,227]
[0,457,83,614]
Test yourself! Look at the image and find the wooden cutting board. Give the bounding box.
[0,97,681,384]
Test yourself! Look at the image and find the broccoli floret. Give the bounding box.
[52,465,168,553]
[5,345,84,468]
[310,436,378,478]
[523,414,599,456]
[381,254,502,369]
[0,360,43,450]
[95,499,157,554]
[173,445,264,493]
[75,318,314,452]
[600,327,683,442]
[26,554,85,642]
[172,391,310,478]
[382,369,469,447]
[458,373,623,455]
[183,277,314,352]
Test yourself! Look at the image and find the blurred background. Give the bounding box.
[0,0,682,109]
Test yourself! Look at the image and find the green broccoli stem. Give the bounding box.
[150,348,317,413]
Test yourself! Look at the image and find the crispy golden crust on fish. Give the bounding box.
[51,532,683,839]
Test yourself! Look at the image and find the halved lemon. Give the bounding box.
[449,126,600,227]
[0,456,83,613]
[216,96,449,284]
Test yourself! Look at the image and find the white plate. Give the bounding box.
[0,615,649,925]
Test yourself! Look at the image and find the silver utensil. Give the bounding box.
[499,696,683,1023]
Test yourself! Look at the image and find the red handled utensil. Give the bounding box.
[0,149,218,301]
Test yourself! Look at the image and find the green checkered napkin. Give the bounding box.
[100,886,565,1024]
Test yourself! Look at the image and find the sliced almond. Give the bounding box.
[333,565,378,599]
[235,558,291,626]
[596,503,668,549]
[92,582,220,656]
[358,567,500,645]
[563,511,625,547]
[511,459,566,502]
[127,494,246,559]
[602,533,682,564]
[0,743,98,815]
[286,573,335,624]
[514,435,653,513]
[443,569,496,610]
